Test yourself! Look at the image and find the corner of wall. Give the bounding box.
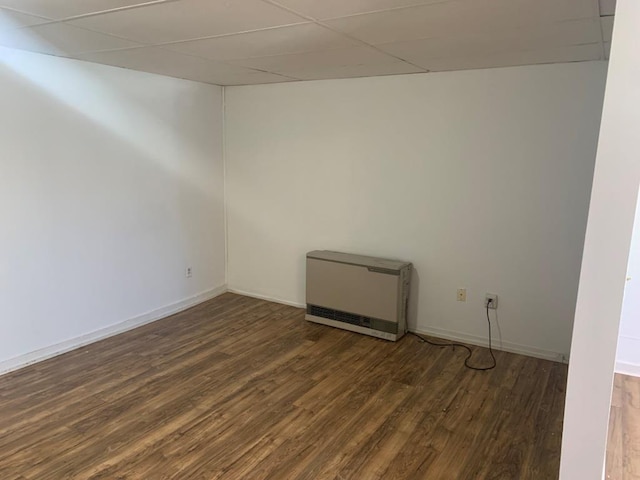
[222,85,229,287]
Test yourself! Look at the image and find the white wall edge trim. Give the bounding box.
[222,86,229,286]
[615,361,640,377]
[227,288,306,309]
[412,325,567,363]
[0,285,228,376]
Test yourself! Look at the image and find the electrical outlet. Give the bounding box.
[485,293,498,309]
[457,288,467,302]
[186,267,192,278]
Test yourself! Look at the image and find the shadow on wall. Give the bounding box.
[0,46,217,198]
[0,46,224,362]
[408,267,421,332]
[0,55,221,283]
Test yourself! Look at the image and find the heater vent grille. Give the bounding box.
[307,305,397,334]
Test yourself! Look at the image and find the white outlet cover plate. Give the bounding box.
[485,294,498,309]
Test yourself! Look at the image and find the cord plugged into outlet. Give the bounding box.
[485,293,498,309]
[409,290,499,371]
[409,290,498,371]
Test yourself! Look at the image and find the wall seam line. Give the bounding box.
[222,86,229,286]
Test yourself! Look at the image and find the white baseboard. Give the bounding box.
[615,361,640,377]
[614,336,640,376]
[0,285,227,376]
[227,288,565,363]
[227,288,305,309]
[411,325,567,363]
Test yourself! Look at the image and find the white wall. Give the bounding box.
[616,191,640,376]
[0,47,226,372]
[559,0,640,477]
[225,62,607,360]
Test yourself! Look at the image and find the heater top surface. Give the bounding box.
[307,250,411,272]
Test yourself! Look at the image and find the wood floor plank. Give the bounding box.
[606,374,640,480]
[0,293,567,479]
[623,375,640,479]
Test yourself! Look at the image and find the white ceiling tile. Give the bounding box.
[424,43,603,72]
[379,18,602,66]
[0,22,142,56]
[0,7,49,29]
[324,3,452,44]
[325,0,598,45]
[283,61,424,80]
[165,23,359,61]
[599,0,616,16]
[207,70,296,85]
[69,0,307,44]
[75,45,217,76]
[0,0,610,85]
[225,45,413,75]
[481,0,598,23]
[268,0,447,20]
[0,0,164,20]
[600,15,614,43]
[75,46,289,85]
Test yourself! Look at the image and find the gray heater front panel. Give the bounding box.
[305,251,411,342]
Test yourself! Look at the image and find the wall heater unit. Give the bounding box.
[305,251,412,341]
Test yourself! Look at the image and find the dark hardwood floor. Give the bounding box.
[0,293,567,479]
[607,373,640,480]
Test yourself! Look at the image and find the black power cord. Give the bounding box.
[409,301,496,371]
